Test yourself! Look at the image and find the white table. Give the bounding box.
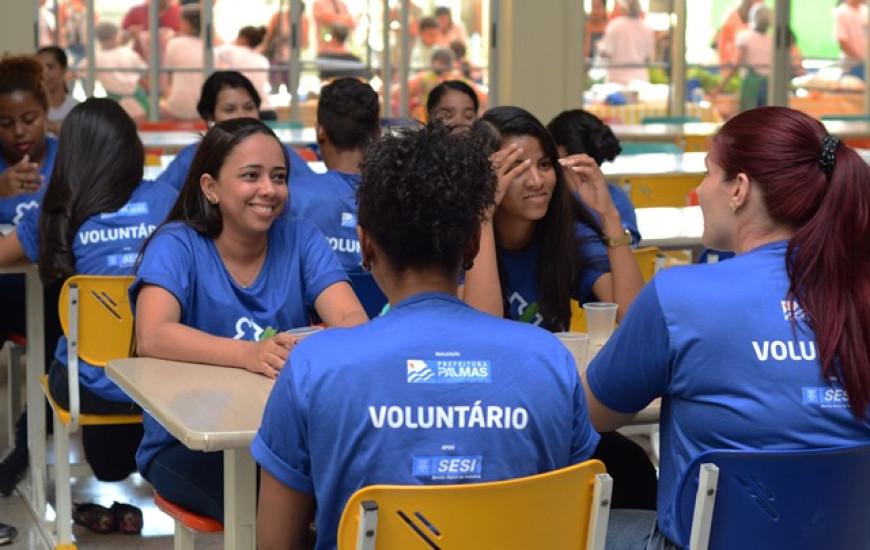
[139,127,318,153]
[601,152,706,179]
[0,263,48,531]
[636,206,703,248]
[106,357,275,550]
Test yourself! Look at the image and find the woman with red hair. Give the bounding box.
[584,106,870,549]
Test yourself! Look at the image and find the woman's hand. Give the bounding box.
[490,143,529,207]
[0,155,43,198]
[559,153,617,217]
[246,332,296,378]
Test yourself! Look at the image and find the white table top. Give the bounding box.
[610,122,720,142]
[636,206,704,248]
[601,152,706,178]
[106,357,274,451]
[139,127,318,152]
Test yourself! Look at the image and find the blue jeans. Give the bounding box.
[145,443,225,523]
[606,510,682,550]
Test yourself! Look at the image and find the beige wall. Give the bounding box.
[495,0,582,124]
[0,3,36,56]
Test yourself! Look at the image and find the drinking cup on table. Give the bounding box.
[555,332,591,374]
[286,326,324,340]
[583,302,618,346]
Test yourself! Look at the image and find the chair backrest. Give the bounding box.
[58,275,136,367]
[139,120,207,132]
[632,246,661,283]
[337,459,611,550]
[673,444,870,550]
[820,114,870,122]
[619,173,703,208]
[619,141,684,156]
[348,271,389,319]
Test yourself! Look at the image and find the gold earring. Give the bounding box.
[729,200,737,213]
[207,196,218,205]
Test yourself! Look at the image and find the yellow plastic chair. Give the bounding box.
[43,275,141,549]
[619,173,703,208]
[336,459,612,550]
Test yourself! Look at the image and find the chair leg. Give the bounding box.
[53,414,75,550]
[5,342,23,449]
[688,463,719,550]
[175,521,196,550]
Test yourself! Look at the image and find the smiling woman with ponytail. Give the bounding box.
[581,106,870,549]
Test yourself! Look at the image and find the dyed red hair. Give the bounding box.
[709,106,870,416]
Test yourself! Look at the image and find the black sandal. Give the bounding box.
[111,501,143,534]
[72,502,117,534]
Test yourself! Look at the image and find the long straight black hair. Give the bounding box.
[481,106,604,331]
[38,98,144,285]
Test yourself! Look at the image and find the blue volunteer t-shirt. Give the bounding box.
[585,240,870,547]
[290,169,361,273]
[0,136,59,224]
[157,141,315,191]
[251,292,600,550]
[500,222,610,326]
[16,178,178,401]
[130,216,348,475]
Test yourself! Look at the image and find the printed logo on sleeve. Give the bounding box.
[100,202,150,219]
[12,200,39,225]
[802,386,850,408]
[340,212,357,228]
[781,300,807,321]
[407,360,491,384]
[412,455,482,480]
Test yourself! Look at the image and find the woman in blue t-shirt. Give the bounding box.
[466,106,643,330]
[0,98,178,526]
[132,117,367,522]
[585,107,870,549]
[155,70,313,192]
[254,123,600,550]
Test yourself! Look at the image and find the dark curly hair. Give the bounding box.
[318,77,380,150]
[0,55,48,112]
[358,124,495,275]
[547,109,622,167]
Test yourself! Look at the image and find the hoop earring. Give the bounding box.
[462,260,474,271]
[361,260,372,272]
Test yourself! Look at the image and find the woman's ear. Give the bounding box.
[200,173,218,204]
[732,172,751,210]
[357,225,374,269]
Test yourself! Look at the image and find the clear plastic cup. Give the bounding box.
[583,302,618,346]
[555,332,591,374]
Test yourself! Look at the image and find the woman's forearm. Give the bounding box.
[136,321,252,368]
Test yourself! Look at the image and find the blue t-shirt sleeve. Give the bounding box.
[155,144,197,192]
[606,183,641,245]
[250,357,313,493]
[129,227,192,315]
[285,145,315,178]
[574,222,610,303]
[585,279,670,414]
[567,357,603,463]
[297,220,349,307]
[15,208,40,262]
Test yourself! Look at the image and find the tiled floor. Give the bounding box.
[0,350,223,549]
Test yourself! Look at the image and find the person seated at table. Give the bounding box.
[426,79,479,133]
[132,117,368,523]
[252,123,601,550]
[0,55,58,225]
[391,47,487,121]
[464,107,656,510]
[583,106,870,549]
[36,46,79,136]
[156,70,313,192]
[0,56,62,494]
[0,99,177,526]
[290,77,379,274]
[547,109,641,246]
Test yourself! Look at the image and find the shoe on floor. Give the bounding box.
[112,501,144,534]
[72,502,117,534]
[0,522,17,545]
[0,445,28,497]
